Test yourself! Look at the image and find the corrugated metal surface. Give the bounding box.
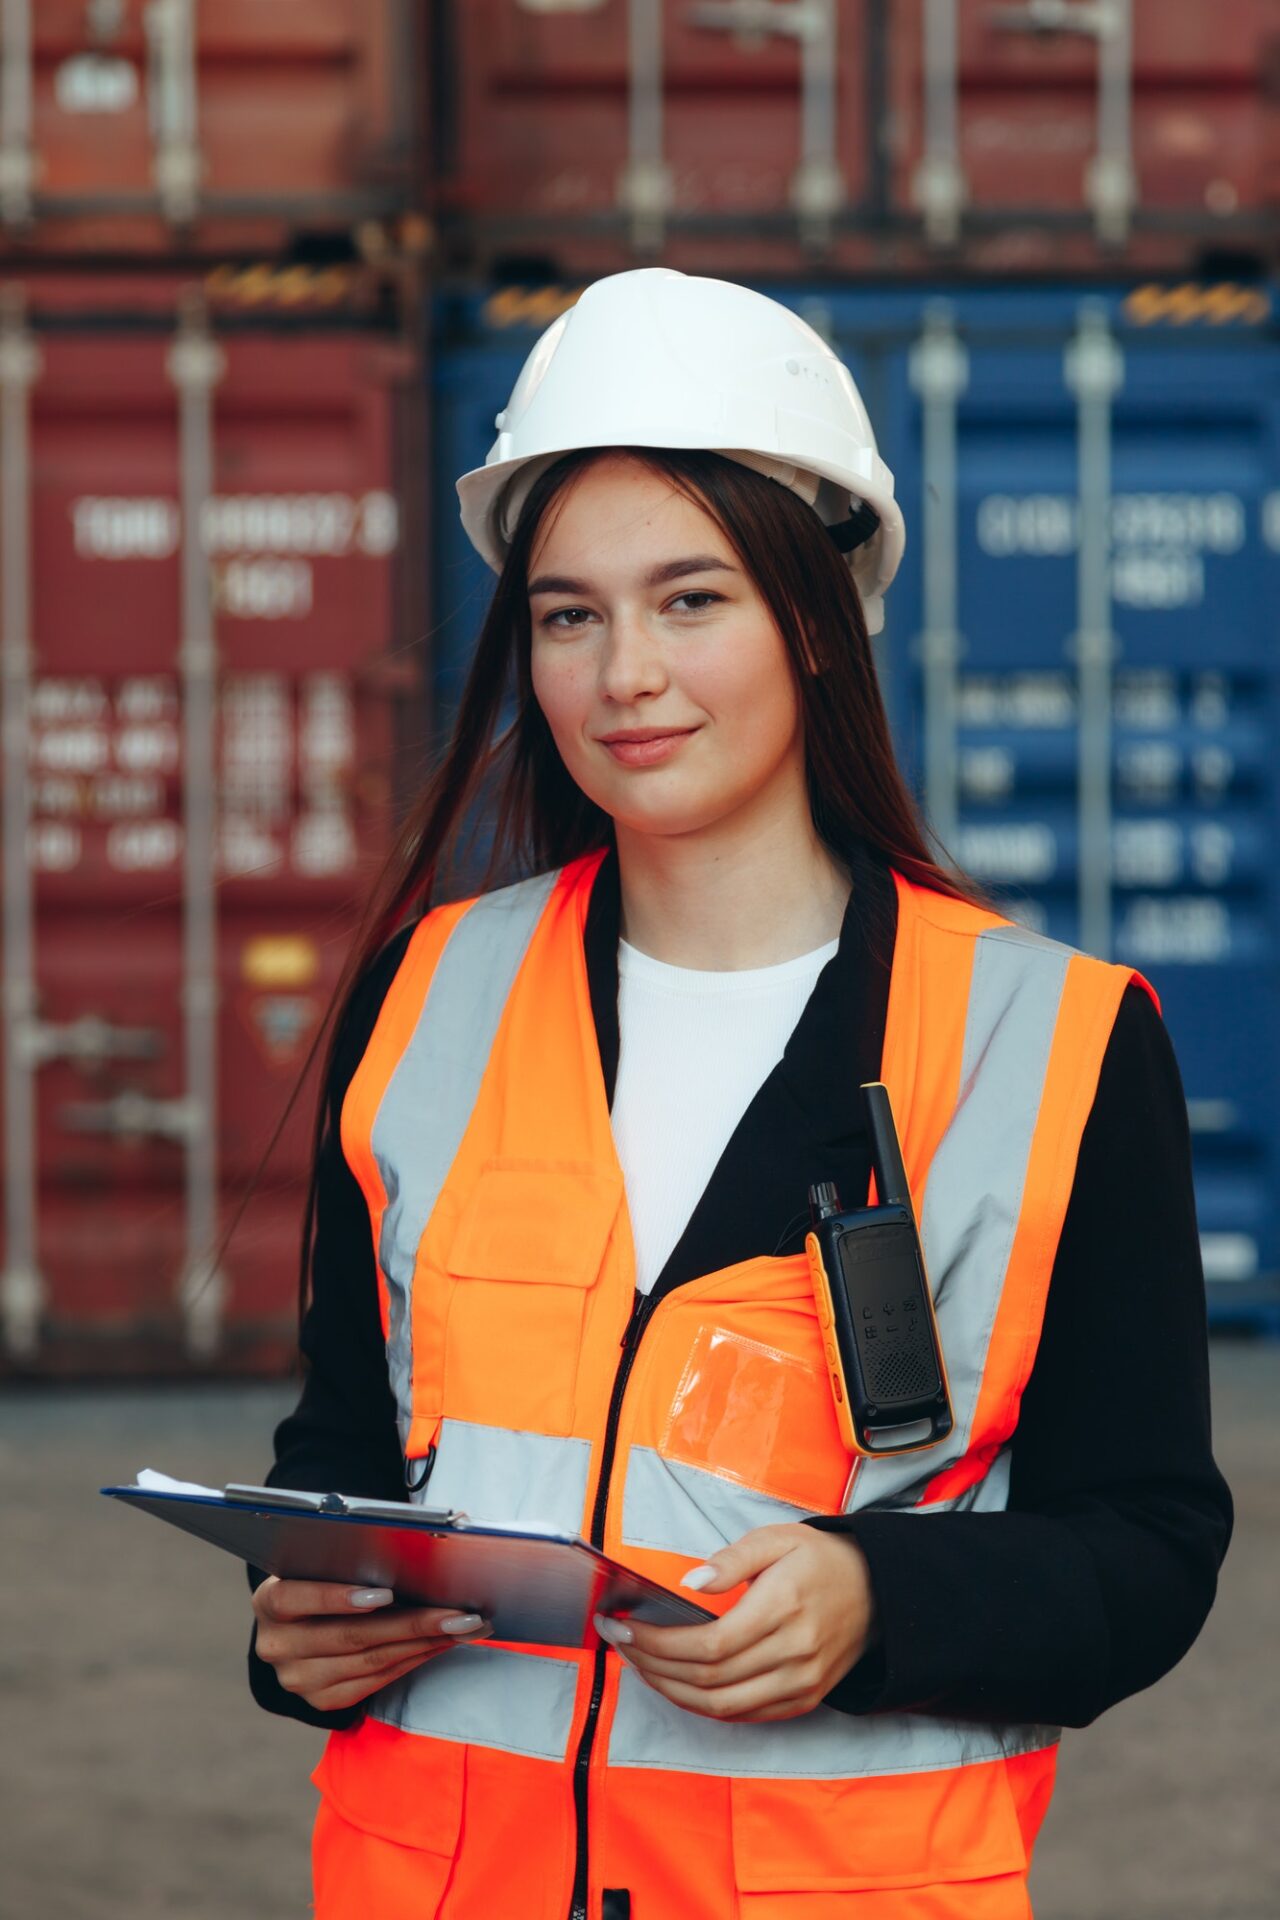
[432,0,873,273]
[430,280,1280,1324]
[429,0,1277,276]
[889,0,1274,263]
[2,0,418,251]
[0,277,420,1372]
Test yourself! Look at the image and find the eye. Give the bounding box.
[667,590,724,614]
[541,605,596,631]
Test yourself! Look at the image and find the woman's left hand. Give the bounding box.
[596,1523,877,1723]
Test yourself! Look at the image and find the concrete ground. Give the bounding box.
[1,1341,1274,1920]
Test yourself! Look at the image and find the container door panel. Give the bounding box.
[881,304,1280,1294]
[1,305,406,1371]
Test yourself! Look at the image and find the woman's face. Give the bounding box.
[528,454,805,844]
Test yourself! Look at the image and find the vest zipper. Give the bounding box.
[567,1288,660,1920]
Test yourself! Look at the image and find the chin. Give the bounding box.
[607,796,736,841]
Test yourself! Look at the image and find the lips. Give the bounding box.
[596,728,697,745]
[596,725,699,767]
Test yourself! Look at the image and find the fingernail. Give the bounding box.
[439,1613,486,1635]
[593,1613,634,1647]
[348,1588,394,1609]
[679,1565,717,1591]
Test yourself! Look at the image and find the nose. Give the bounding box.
[597,606,668,705]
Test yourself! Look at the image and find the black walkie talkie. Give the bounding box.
[804,1083,953,1457]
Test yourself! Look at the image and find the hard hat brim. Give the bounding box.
[456,440,906,619]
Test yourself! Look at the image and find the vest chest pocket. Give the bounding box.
[441,1161,622,1436]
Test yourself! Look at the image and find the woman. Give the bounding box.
[250,270,1231,1919]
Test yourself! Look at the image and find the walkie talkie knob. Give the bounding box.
[808,1181,842,1223]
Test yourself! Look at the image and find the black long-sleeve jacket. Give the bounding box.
[249,843,1232,1731]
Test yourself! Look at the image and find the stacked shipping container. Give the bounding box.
[0,3,426,1372]
[430,0,1278,278]
[2,0,417,254]
[4,1,1278,1369]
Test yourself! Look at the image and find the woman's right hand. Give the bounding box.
[252,1577,493,1713]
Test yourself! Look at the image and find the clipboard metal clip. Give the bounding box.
[222,1483,461,1524]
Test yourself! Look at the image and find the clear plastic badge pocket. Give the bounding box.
[660,1322,854,1515]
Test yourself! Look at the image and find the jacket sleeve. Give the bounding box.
[812,983,1234,1726]
[247,933,412,1731]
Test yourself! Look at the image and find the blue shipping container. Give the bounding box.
[431,282,1280,1327]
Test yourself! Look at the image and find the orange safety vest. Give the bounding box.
[314,850,1152,1920]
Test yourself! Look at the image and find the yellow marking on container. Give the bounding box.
[484,286,584,330]
[1124,282,1269,327]
[204,264,355,309]
[241,933,321,989]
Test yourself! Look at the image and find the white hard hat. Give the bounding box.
[456,268,905,636]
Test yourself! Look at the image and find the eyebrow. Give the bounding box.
[527,555,740,597]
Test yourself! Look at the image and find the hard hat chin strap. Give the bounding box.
[827,499,881,555]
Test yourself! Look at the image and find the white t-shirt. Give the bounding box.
[611,935,839,1293]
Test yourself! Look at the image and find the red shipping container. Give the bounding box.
[0,272,425,1374]
[431,0,1278,279]
[434,0,872,278]
[2,0,419,256]
[890,0,1280,271]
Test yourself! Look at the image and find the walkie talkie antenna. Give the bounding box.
[860,1083,913,1217]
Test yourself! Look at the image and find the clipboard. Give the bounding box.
[101,1481,714,1649]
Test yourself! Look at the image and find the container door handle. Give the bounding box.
[166,295,225,1356]
[0,0,35,227]
[0,286,43,1357]
[144,0,202,224]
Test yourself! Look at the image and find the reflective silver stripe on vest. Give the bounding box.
[421,1417,592,1536]
[621,1447,812,1559]
[844,925,1071,1516]
[606,1665,1058,1777]
[611,926,1072,1554]
[618,1423,1012,1562]
[371,869,560,1447]
[372,1643,581,1763]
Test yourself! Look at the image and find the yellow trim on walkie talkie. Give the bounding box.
[805,1229,861,1457]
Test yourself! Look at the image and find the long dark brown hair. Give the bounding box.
[291,447,981,1321]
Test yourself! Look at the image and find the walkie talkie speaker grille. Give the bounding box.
[862,1341,939,1404]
